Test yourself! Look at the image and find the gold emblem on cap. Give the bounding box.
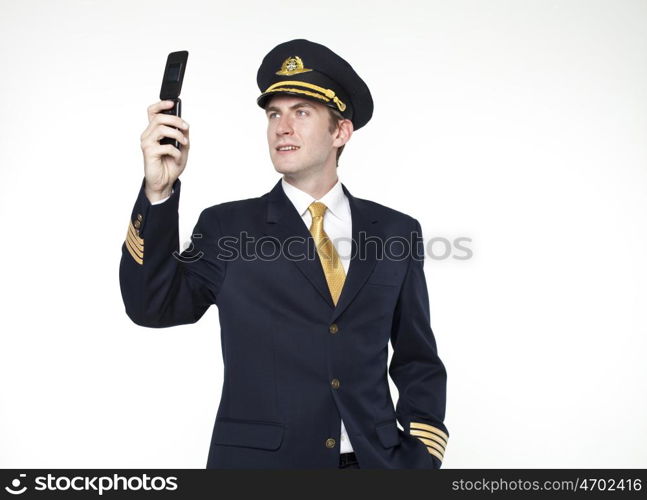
[276,56,312,76]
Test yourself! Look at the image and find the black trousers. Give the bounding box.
[339,452,360,469]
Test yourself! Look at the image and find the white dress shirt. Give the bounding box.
[150,191,173,205]
[280,177,354,454]
[150,178,355,453]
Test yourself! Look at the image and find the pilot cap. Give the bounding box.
[256,39,374,130]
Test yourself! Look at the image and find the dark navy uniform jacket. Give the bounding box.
[120,177,449,469]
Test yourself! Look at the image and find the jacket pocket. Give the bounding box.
[375,420,401,448]
[212,418,285,451]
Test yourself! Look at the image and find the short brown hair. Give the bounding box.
[327,107,346,167]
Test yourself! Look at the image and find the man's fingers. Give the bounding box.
[147,143,182,162]
[149,124,187,145]
[147,100,176,122]
[141,131,186,149]
[145,110,189,131]
[141,120,189,143]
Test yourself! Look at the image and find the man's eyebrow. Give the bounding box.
[265,101,316,113]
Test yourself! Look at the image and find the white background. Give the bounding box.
[1,0,646,468]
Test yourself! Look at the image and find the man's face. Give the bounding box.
[265,95,338,178]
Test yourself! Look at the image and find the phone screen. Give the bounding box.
[166,63,181,82]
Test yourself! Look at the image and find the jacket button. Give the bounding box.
[325,438,336,448]
[329,323,339,334]
[331,378,340,389]
[136,214,143,221]
[134,219,141,229]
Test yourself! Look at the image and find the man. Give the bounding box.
[120,39,448,469]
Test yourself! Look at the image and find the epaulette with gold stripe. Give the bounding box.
[410,421,448,463]
[125,214,144,265]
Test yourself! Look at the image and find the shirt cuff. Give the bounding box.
[150,189,174,205]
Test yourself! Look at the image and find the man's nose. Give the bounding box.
[275,115,293,135]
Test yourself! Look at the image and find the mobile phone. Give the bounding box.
[159,50,188,149]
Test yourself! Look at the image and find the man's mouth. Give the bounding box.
[276,145,300,152]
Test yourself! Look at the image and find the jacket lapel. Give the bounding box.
[264,180,335,308]
[263,179,380,318]
[330,183,379,322]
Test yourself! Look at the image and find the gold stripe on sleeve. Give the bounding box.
[126,230,144,254]
[426,446,444,463]
[125,237,143,265]
[125,221,144,265]
[414,436,446,457]
[125,234,144,259]
[410,422,449,442]
[410,430,446,451]
[128,222,144,247]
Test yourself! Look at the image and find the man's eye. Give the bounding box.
[268,112,279,119]
[297,109,309,116]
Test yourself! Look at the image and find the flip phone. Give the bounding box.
[159,50,188,149]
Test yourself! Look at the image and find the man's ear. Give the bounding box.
[333,119,354,148]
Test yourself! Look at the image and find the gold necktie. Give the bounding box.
[308,201,346,305]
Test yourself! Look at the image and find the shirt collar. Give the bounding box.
[281,177,349,222]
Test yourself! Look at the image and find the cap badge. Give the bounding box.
[276,56,312,76]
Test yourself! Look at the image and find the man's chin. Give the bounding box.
[272,161,304,175]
